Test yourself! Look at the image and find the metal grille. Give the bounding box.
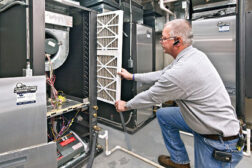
[97,10,123,104]
[82,11,90,98]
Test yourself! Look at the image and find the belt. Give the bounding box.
[202,134,239,141]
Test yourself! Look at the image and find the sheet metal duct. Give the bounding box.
[237,0,252,127]
[192,0,233,7]
[192,0,236,12]
[192,16,236,107]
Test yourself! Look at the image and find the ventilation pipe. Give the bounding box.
[159,0,177,19]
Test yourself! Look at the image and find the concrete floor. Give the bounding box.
[84,118,252,168]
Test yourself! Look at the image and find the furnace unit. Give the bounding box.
[0,0,100,167]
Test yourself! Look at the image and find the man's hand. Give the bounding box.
[115,100,128,112]
[118,68,133,80]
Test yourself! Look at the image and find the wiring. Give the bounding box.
[51,127,57,140]
[48,110,81,141]
[46,54,59,108]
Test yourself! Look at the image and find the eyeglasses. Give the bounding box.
[160,36,176,42]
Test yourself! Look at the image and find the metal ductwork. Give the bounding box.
[192,0,233,6]
[192,0,236,11]
[159,0,177,18]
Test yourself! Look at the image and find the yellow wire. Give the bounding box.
[60,110,81,137]
[51,127,56,141]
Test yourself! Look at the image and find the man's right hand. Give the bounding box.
[118,68,133,80]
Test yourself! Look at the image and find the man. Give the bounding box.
[115,19,243,168]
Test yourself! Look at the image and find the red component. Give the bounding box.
[57,156,63,160]
[60,137,76,147]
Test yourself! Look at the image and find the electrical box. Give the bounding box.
[192,16,236,107]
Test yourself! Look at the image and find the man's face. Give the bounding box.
[160,28,175,55]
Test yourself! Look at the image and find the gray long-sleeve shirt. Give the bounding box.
[126,46,240,137]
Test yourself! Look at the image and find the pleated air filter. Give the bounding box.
[97,10,123,104]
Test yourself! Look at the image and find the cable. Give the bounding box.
[57,109,81,138]
[46,54,59,108]
[86,131,98,168]
[119,112,132,151]
[0,1,27,13]
[97,111,133,127]
[51,127,57,140]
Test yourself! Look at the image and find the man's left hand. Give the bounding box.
[115,100,128,112]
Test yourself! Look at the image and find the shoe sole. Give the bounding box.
[159,162,175,168]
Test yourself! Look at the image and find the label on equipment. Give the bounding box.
[72,142,82,150]
[16,93,36,105]
[219,25,230,32]
[14,83,37,105]
[60,137,76,147]
[48,41,56,47]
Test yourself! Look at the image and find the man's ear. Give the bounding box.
[173,40,180,46]
[173,37,181,46]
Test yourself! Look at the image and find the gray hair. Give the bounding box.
[164,19,193,46]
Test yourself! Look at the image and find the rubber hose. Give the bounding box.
[119,112,132,151]
[86,132,98,168]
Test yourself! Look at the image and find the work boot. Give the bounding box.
[158,155,190,168]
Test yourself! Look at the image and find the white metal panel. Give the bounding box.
[97,10,123,104]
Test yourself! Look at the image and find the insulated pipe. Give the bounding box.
[242,129,251,157]
[99,130,165,168]
[159,0,177,19]
[128,0,133,68]
[26,0,30,61]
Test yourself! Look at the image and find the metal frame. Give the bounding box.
[89,10,98,142]
[236,0,246,120]
[236,0,252,156]
[97,10,123,104]
[29,0,45,76]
